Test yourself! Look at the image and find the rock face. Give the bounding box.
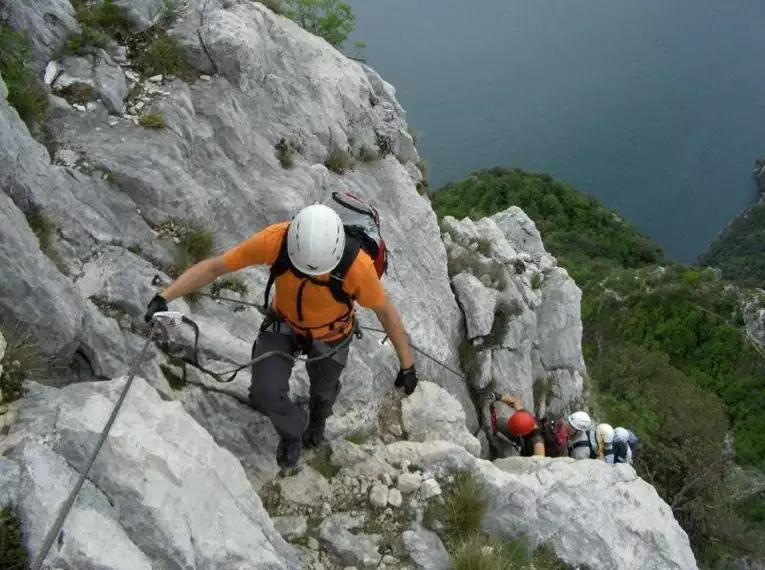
[442,210,587,427]
[385,440,699,570]
[401,380,481,457]
[0,0,472,441]
[0,378,300,569]
[0,1,698,569]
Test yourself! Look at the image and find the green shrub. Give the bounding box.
[432,167,664,284]
[59,82,96,105]
[25,209,56,257]
[324,144,351,174]
[307,446,340,478]
[357,144,380,163]
[1,327,46,404]
[343,431,369,444]
[0,27,49,127]
[0,507,28,570]
[255,0,285,14]
[282,0,355,48]
[132,34,190,78]
[63,0,131,56]
[275,138,301,168]
[138,111,165,128]
[426,472,488,543]
[210,277,249,297]
[451,535,530,570]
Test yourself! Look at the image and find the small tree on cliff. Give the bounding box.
[283,0,355,48]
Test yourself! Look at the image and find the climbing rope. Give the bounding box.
[151,274,468,381]
[31,321,162,570]
[30,277,471,566]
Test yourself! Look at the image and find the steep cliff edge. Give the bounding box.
[0,1,698,568]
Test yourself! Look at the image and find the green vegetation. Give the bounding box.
[357,144,380,163]
[62,0,132,56]
[433,167,664,284]
[324,143,352,174]
[425,472,576,569]
[59,82,96,105]
[159,363,186,390]
[282,0,355,48]
[254,0,285,15]
[132,34,191,78]
[433,167,765,565]
[343,431,370,444]
[63,0,193,79]
[0,27,49,127]
[307,445,340,478]
[698,202,765,286]
[25,208,56,257]
[275,138,301,169]
[210,277,249,298]
[1,327,46,404]
[138,111,166,129]
[426,472,488,543]
[0,507,28,570]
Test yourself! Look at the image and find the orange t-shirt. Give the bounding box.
[222,222,386,340]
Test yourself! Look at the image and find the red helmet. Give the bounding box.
[507,411,536,436]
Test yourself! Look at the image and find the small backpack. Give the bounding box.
[538,417,568,457]
[263,191,389,320]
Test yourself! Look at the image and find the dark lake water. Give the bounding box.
[347,0,765,261]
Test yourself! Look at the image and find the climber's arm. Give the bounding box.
[161,257,229,302]
[373,300,415,370]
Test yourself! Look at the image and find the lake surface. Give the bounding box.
[347,0,765,261]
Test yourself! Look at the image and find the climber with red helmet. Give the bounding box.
[493,393,546,457]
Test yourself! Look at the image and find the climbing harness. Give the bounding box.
[150,274,468,381]
[154,308,360,384]
[31,319,165,570]
[31,276,475,567]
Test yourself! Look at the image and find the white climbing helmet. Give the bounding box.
[568,411,592,432]
[596,422,615,444]
[287,204,346,276]
[613,427,630,442]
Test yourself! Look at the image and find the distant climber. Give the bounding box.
[613,426,639,465]
[145,194,418,469]
[492,393,546,457]
[595,423,615,463]
[566,410,593,460]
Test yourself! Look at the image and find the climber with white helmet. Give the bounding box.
[613,426,639,465]
[595,423,615,464]
[144,199,417,469]
[566,410,593,460]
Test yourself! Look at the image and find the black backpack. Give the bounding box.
[263,192,389,325]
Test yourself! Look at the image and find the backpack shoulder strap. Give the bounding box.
[327,232,362,310]
[263,227,293,311]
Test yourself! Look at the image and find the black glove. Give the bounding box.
[144,293,168,323]
[395,365,418,395]
[492,391,503,402]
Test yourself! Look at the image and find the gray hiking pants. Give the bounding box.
[248,325,351,442]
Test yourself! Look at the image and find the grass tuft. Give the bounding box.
[138,111,165,128]
[425,472,488,543]
[1,327,47,404]
[59,82,96,105]
[0,27,49,127]
[324,143,352,174]
[210,277,249,298]
[308,445,340,479]
[0,507,28,570]
[254,0,285,14]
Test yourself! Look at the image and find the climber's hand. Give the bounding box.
[395,365,418,396]
[492,391,503,402]
[144,294,169,323]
